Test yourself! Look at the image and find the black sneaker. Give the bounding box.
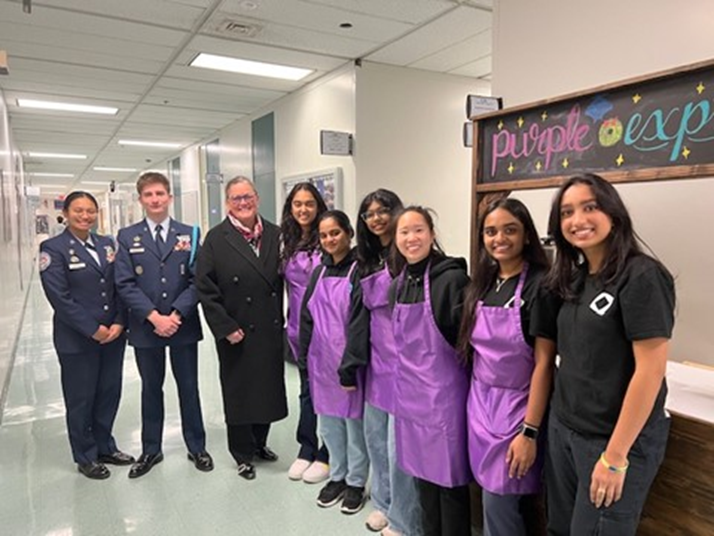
[340,485,367,515]
[316,479,347,508]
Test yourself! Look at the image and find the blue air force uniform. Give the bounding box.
[115,218,206,456]
[39,229,127,465]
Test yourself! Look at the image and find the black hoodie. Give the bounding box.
[298,248,370,388]
[391,253,469,347]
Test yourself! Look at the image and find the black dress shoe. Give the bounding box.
[78,461,111,480]
[128,452,164,479]
[98,451,136,466]
[237,462,256,480]
[255,446,279,462]
[187,451,214,472]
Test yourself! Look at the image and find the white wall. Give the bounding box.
[355,62,490,260]
[493,0,714,364]
[0,89,35,411]
[219,62,357,220]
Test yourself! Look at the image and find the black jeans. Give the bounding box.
[227,423,271,464]
[297,368,329,463]
[546,412,670,536]
[417,478,471,536]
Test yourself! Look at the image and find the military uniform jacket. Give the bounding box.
[39,229,126,354]
[196,217,287,425]
[115,219,202,349]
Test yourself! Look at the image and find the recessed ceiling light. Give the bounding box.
[190,53,312,81]
[118,140,182,149]
[29,172,74,177]
[93,167,138,172]
[17,99,119,115]
[26,152,87,159]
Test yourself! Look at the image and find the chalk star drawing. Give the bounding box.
[517,117,525,128]
[562,158,569,169]
[498,120,504,130]
[615,154,625,166]
[535,161,542,171]
[541,111,548,121]
[632,93,642,104]
[682,146,691,159]
[508,162,515,174]
[696,82,705,95]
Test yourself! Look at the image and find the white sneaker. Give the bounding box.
[288,458,311,481]
[365,509,388,532]
[302,461,330,484]
[380,527,402,536]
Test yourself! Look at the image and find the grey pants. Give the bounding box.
[545,413,670,536]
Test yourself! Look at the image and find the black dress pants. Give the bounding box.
[227,423,271,464]
[417,478,472,536]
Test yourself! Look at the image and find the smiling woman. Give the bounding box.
[38,190,134,480]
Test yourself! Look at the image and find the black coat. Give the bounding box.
[196,217,287,425]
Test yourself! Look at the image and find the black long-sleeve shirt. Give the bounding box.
[298,248,370,387]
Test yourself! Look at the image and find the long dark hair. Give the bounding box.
[356,189,403,276]
[63,191,98,212]
[545,173,644,300]
[280,182,328,266]
[457,198,549,360]
[390,206,446,275]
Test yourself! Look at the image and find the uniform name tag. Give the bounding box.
[129,247,145,254]
[68,262,86,270]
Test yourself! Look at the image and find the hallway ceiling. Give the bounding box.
[0,0,492,194]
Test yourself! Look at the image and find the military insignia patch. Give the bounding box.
[174,234,191,252]
[104,245,116,263]
[39,252,52,272]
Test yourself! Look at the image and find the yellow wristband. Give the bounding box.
[600,452,629,473]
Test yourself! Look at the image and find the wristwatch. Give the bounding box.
[520,423,539,440]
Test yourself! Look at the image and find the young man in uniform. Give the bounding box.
[115,172,213,478]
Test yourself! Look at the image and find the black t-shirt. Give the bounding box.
[533,255,675,437]
[481,266,548,348]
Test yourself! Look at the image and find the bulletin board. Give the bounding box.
[279,167,343,211]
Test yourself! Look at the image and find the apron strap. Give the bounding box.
[513,262,529,307]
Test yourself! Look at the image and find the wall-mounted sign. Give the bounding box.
[320,130,353,156]
[280,168,343,210]
[474,59,714,190]
[466,95,503,119]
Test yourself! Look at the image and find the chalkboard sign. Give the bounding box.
[474,59,714,189]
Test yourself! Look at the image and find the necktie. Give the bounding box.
[155,224,165,256]
[85,241,101,265]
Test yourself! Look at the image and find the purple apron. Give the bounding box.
[361,265,398,414]
[306,262,365,419]
[392,264,471,487]
[467,264,543,495]
[284,250,322,360]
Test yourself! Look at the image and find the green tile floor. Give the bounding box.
[0,280,373,535]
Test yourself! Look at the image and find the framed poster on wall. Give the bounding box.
[279,167,343,211]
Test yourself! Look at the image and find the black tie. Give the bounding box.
[155,224,165,256]
[85,241,101,265]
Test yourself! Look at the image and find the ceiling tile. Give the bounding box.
[448,55,492,78]
[366,5,491,66]
[409,30,491,72]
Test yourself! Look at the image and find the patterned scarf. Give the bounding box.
[228,212,263,256]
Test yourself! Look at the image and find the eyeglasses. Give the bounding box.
[228,194,256,205]
[361,207,391,221]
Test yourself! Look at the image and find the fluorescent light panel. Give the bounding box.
[190,53,313,81]
[118,140,182,149]
[93,167,137,172]
[30,172,74,177]
[26,152,87,159]
[17,99,118,115]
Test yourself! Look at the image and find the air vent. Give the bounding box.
[216,19,262,38]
